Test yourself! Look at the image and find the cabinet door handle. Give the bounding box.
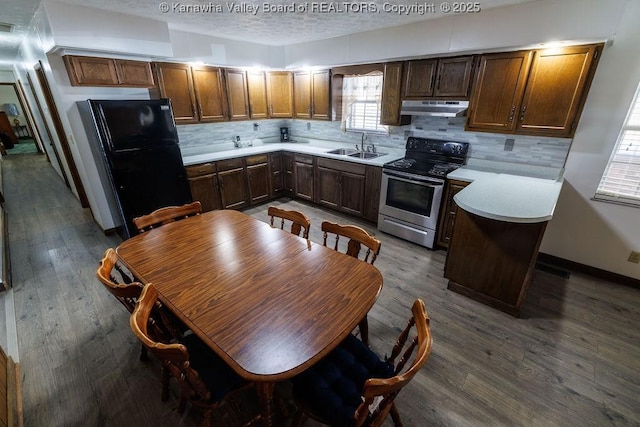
[436,75,442,91]
[508,106,515,122]
[519,105,527,122]
[270,104,273,116]
[219,178,224,189]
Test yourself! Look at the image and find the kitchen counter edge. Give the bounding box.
[448,166,564,224]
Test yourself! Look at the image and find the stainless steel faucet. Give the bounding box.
[361,132,368,151]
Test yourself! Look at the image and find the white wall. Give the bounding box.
[284,0,627,67]
[0,71,15,83]
[540,0,640,279]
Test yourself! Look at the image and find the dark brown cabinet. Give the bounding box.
[283,153,295,194]
[315,158,366,217]
[246,154,271,205]
[466,51,534,133]
[403,56,473,99]
[225,69,250,120]
[363,166,382,222]
[247,70,270,119]
[294,70,331,120]
[216,158,248,210]
[403,59,438,98]
[64,55,155,87]
[436,179,470,248]
[434,56,474,97]
[381,62,410,126]
[185,163,222,213]
[294,154,315,201]
[269,152,285,198]
[516,44,601,137]
[467,44,602,137]
[267,71,294,118]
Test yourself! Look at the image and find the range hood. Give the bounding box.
[401,100,469,117]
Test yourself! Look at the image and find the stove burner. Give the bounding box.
[428,163,460,177]
[388,158,416,169]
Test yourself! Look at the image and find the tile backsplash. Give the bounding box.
[177,116,572,168]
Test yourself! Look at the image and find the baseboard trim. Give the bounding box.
[538,253,640,288]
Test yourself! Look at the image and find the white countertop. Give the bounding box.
[448,166,564,223]
[180,140,404,167]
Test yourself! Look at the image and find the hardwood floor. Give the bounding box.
[3,152,640,426]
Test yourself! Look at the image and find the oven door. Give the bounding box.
[378,170,444,231]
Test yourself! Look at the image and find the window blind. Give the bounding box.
[342,73,387,134]
[595,81,640,206]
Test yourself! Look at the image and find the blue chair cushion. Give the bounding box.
[292,334,394,426]
[182,334,247,402]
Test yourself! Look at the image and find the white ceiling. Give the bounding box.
[0,0,538,63]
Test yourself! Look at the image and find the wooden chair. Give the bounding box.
[321,221,382,345]
[133,201,202,233]
[130,283,255,427]
[268,206,311,239]
[96,248,147,359]
[291,299,433,427]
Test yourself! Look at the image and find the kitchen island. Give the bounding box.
[444,164,563,316]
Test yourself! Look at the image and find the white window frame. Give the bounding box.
[341,73,388,135]
[594,80,640,207]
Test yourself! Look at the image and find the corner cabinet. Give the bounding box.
[381,62,410,126]
[267,71,294,118]
[467,44,603,138]
[436,179,470,248]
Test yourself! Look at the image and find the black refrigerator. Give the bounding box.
[78,99,192,239]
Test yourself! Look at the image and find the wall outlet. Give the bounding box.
[253,123,259,131]
[628,251,640,264]
[504,138,514,151]
[306,122,311,130]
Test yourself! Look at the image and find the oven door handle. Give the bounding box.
[383,170,445,186]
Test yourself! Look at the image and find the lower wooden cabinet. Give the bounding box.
[185,163,222,212]
[216,158,249,210]
[436,179,470,248]
[186,152,383,223]
[246,154,270,204]
[315,158,366,217]
[294,154,315,201]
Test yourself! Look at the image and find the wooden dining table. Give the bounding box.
[116,209,383,426]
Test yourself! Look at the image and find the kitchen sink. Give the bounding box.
[347,151,387,159]
[326,148,358,155]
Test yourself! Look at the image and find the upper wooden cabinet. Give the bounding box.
[64,55,155,87]
[466,51,533,133]
[403,56,473,99]
[381,62,410,126]
[516,44,602,136]
[294,70,331,120]
[192,66,228,122]
[225,69,250,121]
[154,62,198,124]
[467,44,602,137]
[267,71,294,118]
[247,71,270,119]
[154,63,227,124]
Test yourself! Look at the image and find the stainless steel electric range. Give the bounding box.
[377,137,469,248]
